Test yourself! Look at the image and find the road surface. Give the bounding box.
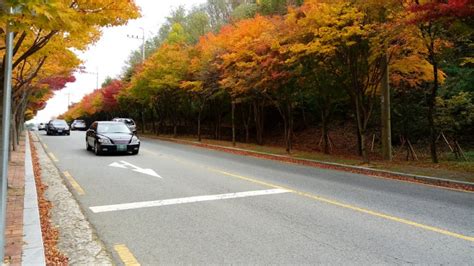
[37,131,474,264]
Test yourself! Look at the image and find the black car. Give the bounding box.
[86,121,140,155]
[71,119,87,130]
[46,120,70,135]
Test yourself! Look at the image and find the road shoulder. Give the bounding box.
[144,135,474,192]
[32,132,112,265]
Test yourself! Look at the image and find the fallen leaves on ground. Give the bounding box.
[162,137,474,192]
[29,134,69,265]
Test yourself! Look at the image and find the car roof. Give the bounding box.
[96,121,125,124]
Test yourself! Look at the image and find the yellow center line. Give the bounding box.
[48,152,59,162]
[114,244,140,266]
[63,171,85,196]
[154,152,474,243]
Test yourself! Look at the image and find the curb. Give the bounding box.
[145,135,474,191]
[32,131,113,265]
[22,133,46,265]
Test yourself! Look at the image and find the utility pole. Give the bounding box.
[381,52,392,161]
[140,27,145,63]
[0,5,15,260]
[80,67,99,90]
[65,92,73,108]
[95,67,99,90]
[127,27,146,63]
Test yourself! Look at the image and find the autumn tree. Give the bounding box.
[406,0,474,163]
[1,0,140,151]
[182,32,226,141]
[218,16,283,146]
[0,0,139,84]
[9,35,80,149]
[128,24,191,136]
[101,80,124,118]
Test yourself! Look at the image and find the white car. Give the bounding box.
[38,123,46,131]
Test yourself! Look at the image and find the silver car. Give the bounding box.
[112,118,137,133]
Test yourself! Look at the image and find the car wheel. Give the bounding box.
[86,141,92,151]
[94,142,101,155]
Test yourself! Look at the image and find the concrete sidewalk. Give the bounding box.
[3,134,45,265]
[3,132,111,265]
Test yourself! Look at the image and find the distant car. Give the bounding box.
[71,120,87,130]
[112,118,137,133]
[46,120,70,135]
[38,123,46,131]
[86,121,140,155]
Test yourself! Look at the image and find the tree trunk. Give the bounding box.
[355,96,369,163]
[151,109,156,134]
[253,100,264,145]
[197,108,202,142]
[241,104,251,143]
[428,55,439,163]
[351,96,362,156]
[11,112,17,151]
[16,109,23,146]
[356,126,362,156]
[140,110,145,134]
[381,53,392,161]
[282,113,288,151]
[321,111,330,154]
[245,124,250,143]
[231,101,236,147]
[18,107,26,142]
[286,103,293,154]
[214,112,222,140]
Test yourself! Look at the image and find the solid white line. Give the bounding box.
[90,189,289,213]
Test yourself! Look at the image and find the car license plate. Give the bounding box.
[58,130,62,133]
[117,145,127,151]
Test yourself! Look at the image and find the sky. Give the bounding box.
[31,0,207,123]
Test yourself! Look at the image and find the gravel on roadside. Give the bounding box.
[31,133,112,265]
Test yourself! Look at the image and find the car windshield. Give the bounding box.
[52,121,67,126]
[97,123,131,134]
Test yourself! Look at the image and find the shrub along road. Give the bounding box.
[37,131,473,264]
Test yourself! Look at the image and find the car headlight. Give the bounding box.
[98,138,112,144]
[65,126,70,130]
[130,136,140,144]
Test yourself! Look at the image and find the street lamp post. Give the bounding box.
[0,5,15,261]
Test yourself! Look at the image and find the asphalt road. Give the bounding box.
[37,130,474,264]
